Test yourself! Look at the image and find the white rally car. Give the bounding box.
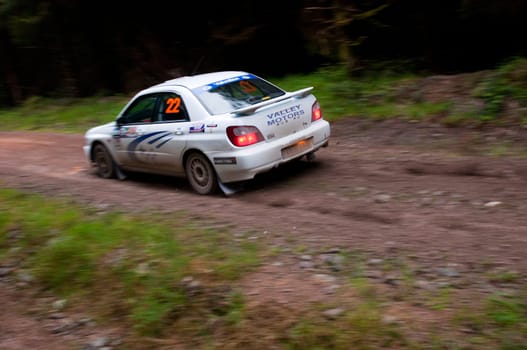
[83,71,331,195]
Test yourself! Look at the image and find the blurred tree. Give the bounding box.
[302,0,389,74]
[0,0,48,104]
[1,0,527,106]
[199,0,311,76]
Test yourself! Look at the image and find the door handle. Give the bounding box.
[174,130,184,136]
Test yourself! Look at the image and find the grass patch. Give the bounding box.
[486,293,526,327]
[285,283,406,349]
[487,270,521,284]
[424,287,452,311]
[270,66,421,121]
[473,57,527,122]
[1,60,527,131]
[0,95,127,132]
[2,187,527,348]
[454,292,527,349]
[274,59,527,125]
[0,187,262,339]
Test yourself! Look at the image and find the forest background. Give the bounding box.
[1,0,527,107]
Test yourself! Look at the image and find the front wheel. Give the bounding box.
[93,143,115,179]
[185,152,218,195]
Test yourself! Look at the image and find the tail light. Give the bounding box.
[227,126,264,147]
[312,100,322,122]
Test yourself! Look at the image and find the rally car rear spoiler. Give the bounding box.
[233,87,314,117]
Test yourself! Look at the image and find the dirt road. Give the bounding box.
[1,118,527,348]
[1,119,526,269]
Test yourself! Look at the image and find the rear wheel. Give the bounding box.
[185,152,218,195]
[93,143,115,179]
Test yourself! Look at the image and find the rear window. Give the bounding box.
[192,74,285,115]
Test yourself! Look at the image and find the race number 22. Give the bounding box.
[165,97,181,113]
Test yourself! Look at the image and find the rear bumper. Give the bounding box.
[209,120,330,183]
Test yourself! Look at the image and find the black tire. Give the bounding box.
[93,143,115,179]
[185,152,218,195]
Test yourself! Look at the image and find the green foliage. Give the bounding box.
[271,65,422,121]
[224,291,245,325]
[273,59,527,125]
[455,292,527,349]
[0,188,82,257]
[0,187,262,338]
[486,293,525,327]
[213,241,260,280]
[2,60,527,130]
[34,230,97,290]
[425,287,452,311]
[0,96,128,132]
[487,270,521,284]
[485,293,527,349]
[132,286,185,336]
[3,187,527,348]
[286,298,404,349]
[473,57,527,121]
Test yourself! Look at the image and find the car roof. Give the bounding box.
[153,71,251,90]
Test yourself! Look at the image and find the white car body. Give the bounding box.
[83,71,331,194]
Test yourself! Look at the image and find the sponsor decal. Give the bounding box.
[266,104,305,126]
[120,126,138,138]
[189,124,205,133]
[126,131,173,162]
[147,131,174,148]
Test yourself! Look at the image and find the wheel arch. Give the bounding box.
[182,148,213,169]
[183,148,219,195]
[89,140,117,164]
[89,140,105,162]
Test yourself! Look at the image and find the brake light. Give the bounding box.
[227,126,264,147]
[312,101,322,122]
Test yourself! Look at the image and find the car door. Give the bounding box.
[114,92,190,173]
[144,92,192,174]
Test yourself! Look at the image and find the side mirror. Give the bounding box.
[116,116,125,126]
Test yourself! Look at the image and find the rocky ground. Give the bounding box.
[1,117,527,349]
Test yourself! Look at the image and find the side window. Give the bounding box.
[121,95,157,124]
[158,93,189,122]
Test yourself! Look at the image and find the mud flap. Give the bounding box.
[217,180,243,196]
[305,151,316,162]
[114,163,127,180]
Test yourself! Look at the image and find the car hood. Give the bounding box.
[85,121,116,136]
